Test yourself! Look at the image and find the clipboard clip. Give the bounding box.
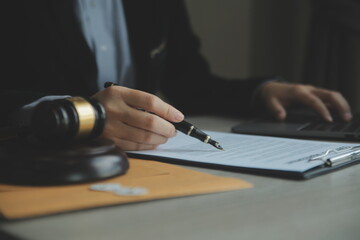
[308,145,360,167]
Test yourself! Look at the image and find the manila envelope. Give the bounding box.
[0,159,252,219]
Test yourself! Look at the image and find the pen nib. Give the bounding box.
[209,139,224,151]
[215,143,224,151]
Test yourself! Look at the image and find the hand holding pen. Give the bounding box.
[91,82,184,150]
[96,82,222,150]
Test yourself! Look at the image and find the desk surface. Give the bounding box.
[1,116,360,240]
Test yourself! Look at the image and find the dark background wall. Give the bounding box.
[185,0,311,82]
[186,0,360,111]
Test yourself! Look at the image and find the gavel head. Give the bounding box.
[31,97,106,144]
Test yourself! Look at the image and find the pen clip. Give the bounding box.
[308,145,360,167]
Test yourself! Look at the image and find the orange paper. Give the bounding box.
[0,159,252,219]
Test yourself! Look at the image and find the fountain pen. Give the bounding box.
[104,82,223,150]
[172,121,223,150]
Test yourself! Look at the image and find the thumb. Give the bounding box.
[266,97,287,121]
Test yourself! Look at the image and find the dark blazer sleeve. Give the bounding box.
[160,0,268,116]
[0,3,44,126]
[0,1,98,126]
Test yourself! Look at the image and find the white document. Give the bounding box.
[128,131,358,173]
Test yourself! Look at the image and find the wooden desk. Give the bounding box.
[1,116,360,240]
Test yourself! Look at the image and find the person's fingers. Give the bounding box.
[108,107,176,138]
[295,90,333,122]
[260,82,352,122]
[93,87,178,150]
[102,119,169,145]
[120,87,184,122]
[266,97,287,121]
[96,86,178,138]
[313,88,352,121]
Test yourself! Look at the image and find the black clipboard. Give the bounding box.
[127,132,360,180]
[128,151,360,180]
